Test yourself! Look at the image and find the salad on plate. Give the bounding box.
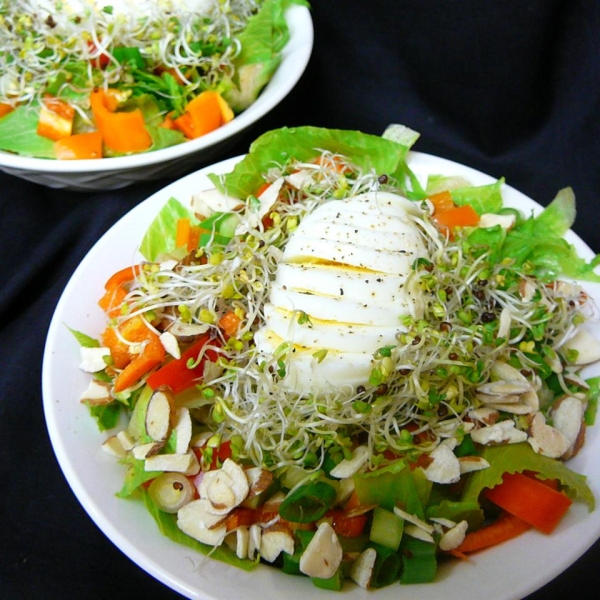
[72,124,600,591]
[0,0,305,159]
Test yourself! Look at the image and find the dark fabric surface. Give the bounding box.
[1,1,599,598]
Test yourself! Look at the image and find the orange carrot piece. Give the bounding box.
[0,103,14,118]
[113,333,165,393]
[483,471,573,534]
[433,204,480,238]
[104,264,142,291]
[102,315,161,374]
[37,97,76,141]
[98,284,128,317]
[187,226,201,251]
[452,510,531,554]
[175,218,191,249]
[219,311,241,338]
[173,91,231,140]
[54,131,103,160]
[101,325,131,370]
[90,89,152,153]
[428,190,455,213]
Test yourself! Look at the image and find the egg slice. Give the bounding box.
[255,191,428,394]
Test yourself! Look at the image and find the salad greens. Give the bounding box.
[0,0,307,158]
[74,125,599,590]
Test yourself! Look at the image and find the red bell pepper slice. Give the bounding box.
[146,333,220,394]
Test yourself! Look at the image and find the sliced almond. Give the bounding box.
[349,548,377,589]
[561,329,600,365]
[80,379,113,405]
[439,520,469,551]
[527,412,570,458]
[145,389,172,442]
[299,522,343,579]
[177,498,228,546]
[102,435,127,458]
[259,528,295,563]
[329,445,369,479]
[458,456,490,474]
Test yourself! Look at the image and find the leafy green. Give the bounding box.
[139,197,197,261]
[210,126,415,200]
[117,455,160,498]
[87,402,122,431]
[451,178,504,215]
[0,106,55,158]
[223,0,308,111]
[500,187,600,282]
[140,489,257,570]
[461,443,595,510]
[68,327,100,348]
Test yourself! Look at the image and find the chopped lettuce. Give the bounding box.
[499,187,600,282]
[461,442,595,510]
[0,106,56,158]
[141,489,258,571]
[210,125,416,200]
[450,178,505,215]
[223,0,307,111]
[139,197,196,262]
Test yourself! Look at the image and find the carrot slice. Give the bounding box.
[37,97,75,141]
[483,471,573,534]
[104,264,142,292]
[452,510,531,554]
[90,89,152,153]
[113,333,165,393]
[0,103,14,118]
[54,131,103,160]
[433,204,480,238]
[428,190,455,213]
[173,91,233,140]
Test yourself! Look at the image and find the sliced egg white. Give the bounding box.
[262,304,401,352]
[257,190,428,394]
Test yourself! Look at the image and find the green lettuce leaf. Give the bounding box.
[117,455,160,498]
[461,442,595,510]
[223,0,309,111]
[140,489,257,571]
[210,125,414,200]
[450,178,505,215]
[500,187,600,282]
[0,106,56,158]
[139,197,197,261]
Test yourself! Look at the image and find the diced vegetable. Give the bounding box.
[37,96,75,141]
[173,91,234,140]
[146,334,220,394]
[483,471,573,534]
[90,89,152,153]
[279,481,338,523]
[54,131,103,160]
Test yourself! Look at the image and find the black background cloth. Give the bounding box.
[1,1,599,598]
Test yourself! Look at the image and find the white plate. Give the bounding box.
[0,5,313,191]
[42,151,600,600]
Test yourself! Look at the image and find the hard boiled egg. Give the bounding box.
[255,191,428,394]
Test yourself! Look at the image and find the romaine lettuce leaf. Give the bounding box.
[461,442,595,510]
[223,0,309,111]
[0,106,56,158]
[500,187,600,282]
[450,178,504,215]
[210,125,414,200]
[140,489,258,571]
[139,197,197,262]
